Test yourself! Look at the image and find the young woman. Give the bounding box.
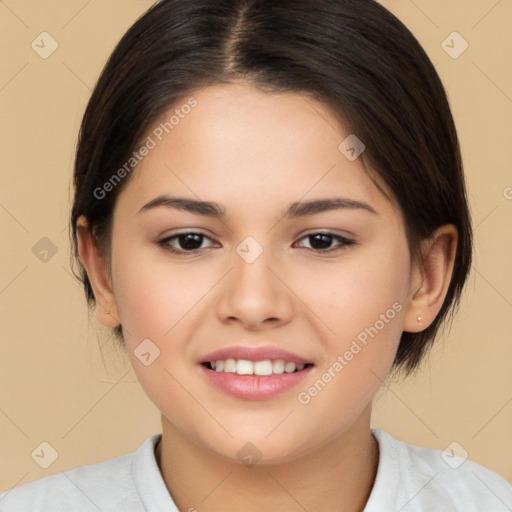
[2,0,511,510]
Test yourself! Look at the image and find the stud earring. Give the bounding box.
[417,316,423,326]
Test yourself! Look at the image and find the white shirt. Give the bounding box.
[1,428,511,511]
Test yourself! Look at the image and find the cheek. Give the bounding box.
[296,245,409,335]
[111,243,215,341]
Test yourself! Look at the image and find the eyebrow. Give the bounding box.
[138,195,378,219]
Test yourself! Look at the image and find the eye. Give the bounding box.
[157,230,355,255]
[157,231,219,253]
[293,232,355,253]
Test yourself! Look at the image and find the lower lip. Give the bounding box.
[198,364,314,400]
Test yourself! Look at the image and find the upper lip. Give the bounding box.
[199,345,313,365]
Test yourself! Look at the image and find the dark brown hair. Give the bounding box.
[70,0,473,376]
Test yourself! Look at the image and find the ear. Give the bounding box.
[76,215,120,328]
[403,224,458,332]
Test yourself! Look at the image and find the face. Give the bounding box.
[105,83,414,463]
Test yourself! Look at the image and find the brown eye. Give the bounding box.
[158,232,218,253]
[294,232,355,253]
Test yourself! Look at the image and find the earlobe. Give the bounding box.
[403,224,458,333]
[76,215,121,328]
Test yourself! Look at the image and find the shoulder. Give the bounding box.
[366,428,512,511]
[0,435,162,512]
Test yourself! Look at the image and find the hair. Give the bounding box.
[69,0,473,377]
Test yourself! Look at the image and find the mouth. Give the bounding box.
[197,346,315,400]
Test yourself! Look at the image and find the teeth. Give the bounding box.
[284,362,295,373]
[224,358,237,373]
[254,360,273,376]
[237,359,253,375]
[207,358,310,376]
[273,359,285,374]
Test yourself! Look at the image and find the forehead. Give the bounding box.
[118,82,399,222]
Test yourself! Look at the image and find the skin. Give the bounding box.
[77,82,457,512]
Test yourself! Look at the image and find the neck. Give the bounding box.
[155,406,379,512]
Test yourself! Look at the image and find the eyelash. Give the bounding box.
[157,231,356,255]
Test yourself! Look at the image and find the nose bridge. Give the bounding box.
[216,237,293,326]
[235,241,275,291]
[232,238,280,302]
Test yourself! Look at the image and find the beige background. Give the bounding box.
[1,0,511,493]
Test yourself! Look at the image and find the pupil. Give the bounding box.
[310,234,332,249]
[180,233,202,250]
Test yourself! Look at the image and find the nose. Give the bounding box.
[215,248,294,331]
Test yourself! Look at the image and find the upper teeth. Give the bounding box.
[210,359,306,376]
